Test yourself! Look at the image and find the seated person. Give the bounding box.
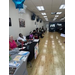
[34,34,39,39]
[9,36,18,50]
[29,32,33,39]
[32,30,36,35]
[32,30,39,39]
[17,33,27,46]
[35,30,39,35]
[36,28,39,32]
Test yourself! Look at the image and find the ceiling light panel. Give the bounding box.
[41,13,46,15]
[56,12,62,14]
[53,17,57,21]
[60,17,65,21]
[45,18,48,21]
[59,4,65,9]
[55,15,59,17]
[44,16,47,18]
[37,6,45,11]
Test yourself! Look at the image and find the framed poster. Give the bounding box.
[34,43,39,59]
[19,18,25,27]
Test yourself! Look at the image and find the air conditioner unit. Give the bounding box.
[18,4,27,14]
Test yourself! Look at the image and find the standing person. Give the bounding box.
[9,36,18,50]
[42,26,45,33]
[38,28,44,38]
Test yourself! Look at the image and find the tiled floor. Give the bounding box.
[27,31,65,75]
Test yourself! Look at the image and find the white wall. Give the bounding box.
[44,22,49,31]
[9,0,45,40]
[46,24,49,31]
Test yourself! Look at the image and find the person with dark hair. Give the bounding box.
[38,28,44,38]
[32,30,36,36]
[29,32,33,39]
[42,26,45,33]
[35,29,39,38]
[35,34,38,39]
[17,33,27,46]
[36,28,38,30]
[32,30,39,39]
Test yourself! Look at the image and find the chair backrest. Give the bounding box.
[15,40,17,42]
[26,35,29,39]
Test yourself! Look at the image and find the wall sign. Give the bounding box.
[19,18,25,27]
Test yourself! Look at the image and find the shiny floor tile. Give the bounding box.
[55,67,62,75]
[27,32,65,75]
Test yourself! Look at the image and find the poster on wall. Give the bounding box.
[19,18,25,27]
[34,43,39,59]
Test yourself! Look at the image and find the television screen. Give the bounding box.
[31,14,35,20]
[50,24,55,27]
[57,23,62,26]
[9,18,12,26]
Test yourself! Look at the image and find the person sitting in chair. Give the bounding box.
[17,33,27,46]
[34,34,39,39]
[9,35,18,50]
[32,30,39,39]
[29,32,33,39]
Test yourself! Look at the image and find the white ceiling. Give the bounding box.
[24,0,65,22]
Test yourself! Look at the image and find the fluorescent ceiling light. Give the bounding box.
[53,17,57,21]
[46,20,48,21]
[55,15,59,17]
[37,6,45,11]
[44,16,47,18]
[60,17,65,21]
[45,17,48,19]
[59,4,65,9]
[56,12,62,14]
[45,18,48,21]
[41,13,46,15]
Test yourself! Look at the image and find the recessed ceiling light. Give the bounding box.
[44,16,47,18]
[53,17,57,21]
[60,17,65,21]
[41,13,46,15]
[45,18,48,21]
[37,6,45,11]
[56,12,62,14]
[55,15,59,17]
[59,4,65,9]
